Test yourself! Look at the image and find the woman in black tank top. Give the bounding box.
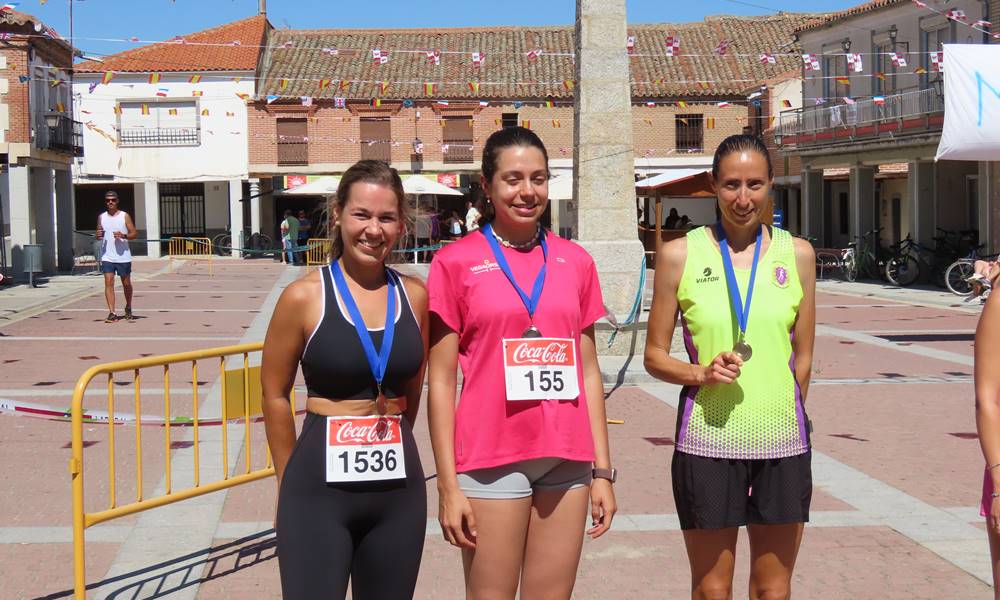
[261,160,429,600]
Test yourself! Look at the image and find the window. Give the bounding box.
[873,40,905,96]
[675,114,704,153]
[502,113,518,128]
[442,116,474,164]
[118,101,200,147]
[276,118,308,165]
[822,49,848,102]
[922,23,951,92]
[359,117,391,162]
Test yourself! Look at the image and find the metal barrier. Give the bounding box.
[167,237,214,275]
[69,342,290,598]
[305,238,332,266]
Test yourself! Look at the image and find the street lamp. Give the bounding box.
[841,38,852,53]
[888,24,898,44]
[43,113,61,127]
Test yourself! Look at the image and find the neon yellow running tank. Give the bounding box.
[675,225,809,460]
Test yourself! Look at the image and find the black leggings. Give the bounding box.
[276,412,427,599]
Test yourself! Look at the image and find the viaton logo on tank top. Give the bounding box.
[695,266,720,284]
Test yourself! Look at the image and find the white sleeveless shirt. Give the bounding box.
[99,211,132,263]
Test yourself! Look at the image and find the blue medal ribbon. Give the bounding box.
[481,222,547,324]
[330,261,396,395]
[715,222,763,341]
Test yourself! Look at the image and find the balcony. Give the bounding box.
[36,113,84,156]
[119,127,200,148]
[277,138,309,166]
[776,87,944,151]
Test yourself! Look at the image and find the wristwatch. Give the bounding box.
[592,467,617,483]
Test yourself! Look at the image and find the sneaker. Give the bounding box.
[124,308,135,322]
[105,312,117,323]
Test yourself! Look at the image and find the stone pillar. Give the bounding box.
[801,168,824,243]
[849,166,876,243]
[249,178,261,235]
[32,167,56,272]
[787,186,801,234]
[229,178,245,258]
[54,168,74,271]
[908,160,935,246]
[979,161,993,253]
[8,165,30,277]
[574,0,645,355]
[136,181,160,258]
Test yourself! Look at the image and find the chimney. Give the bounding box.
[259,0,266,14]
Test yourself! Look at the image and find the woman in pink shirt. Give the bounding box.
[427,127,616,599]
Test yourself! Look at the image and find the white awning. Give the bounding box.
[283,176,341,195]
[403,174,464,196]
[548,174,574,200]
[634,168,708,191]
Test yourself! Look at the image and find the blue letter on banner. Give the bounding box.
[977,71,1000,127]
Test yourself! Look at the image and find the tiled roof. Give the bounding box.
[0,9,73,52]
[797,0,907,33]
[75,15,269,73]
[258,14,819,101]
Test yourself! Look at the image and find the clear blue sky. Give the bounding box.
[25,0,862,60]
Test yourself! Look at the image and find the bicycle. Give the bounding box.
[944,248,998,295]
[847,228,888,282]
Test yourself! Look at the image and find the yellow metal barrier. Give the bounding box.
[70,343,291,598]
[167,237,214,275]
[305,238,332,266]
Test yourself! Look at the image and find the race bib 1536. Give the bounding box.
[325,416,405,482]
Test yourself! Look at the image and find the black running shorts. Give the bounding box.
[671,450,812,530]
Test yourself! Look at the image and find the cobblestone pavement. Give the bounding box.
[0,264,992,599]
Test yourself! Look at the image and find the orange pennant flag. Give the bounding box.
[379,81,389,95]
[189,75,202,84]
[468,81,480,94]
[101,72,114,85]
[148,73,160,84]
[141,103,150,115]
[319,78,331,89]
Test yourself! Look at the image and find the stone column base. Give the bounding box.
[578,239,646,357]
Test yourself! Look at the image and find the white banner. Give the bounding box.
[936,44,1000,160]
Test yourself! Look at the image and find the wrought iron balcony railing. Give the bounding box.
[776,86,944,150]
[36,113,84,156]
[119,127,200,148]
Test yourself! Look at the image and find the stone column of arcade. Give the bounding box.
[574,0,646,355]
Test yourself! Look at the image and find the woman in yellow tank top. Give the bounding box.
[644,135,816,600]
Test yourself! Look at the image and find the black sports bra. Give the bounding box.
[300,266,423,400]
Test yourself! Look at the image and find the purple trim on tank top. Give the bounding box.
[676,315,700,448]
[789,330,809,447]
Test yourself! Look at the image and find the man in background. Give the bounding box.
[96,191,137,322]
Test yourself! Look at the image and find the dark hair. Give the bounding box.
[105,190,119,199]
[477,126,550,226]
[711,134,773,181]
[327,160,410,262]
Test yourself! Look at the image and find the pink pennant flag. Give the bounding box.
[931,51,944,72]
[842,97,856,105]
[946,9,967,22]
[471,52,485,67]
[626,35,636,55]
[890,52,907,67]
[666,36,680,57]
[974,20,992,29]
[322,47,338,55]
[847,53,863,73]
[714,40,730,56]
[426,49,440,65]
[759,53,775,65]
[526,48,543,61]
[802,53,820,71]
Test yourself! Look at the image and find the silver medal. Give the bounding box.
[733,340,752,362]
[522,324,542,338]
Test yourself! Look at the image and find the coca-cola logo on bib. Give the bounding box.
[506,340,574,366]
[329,418,401,446]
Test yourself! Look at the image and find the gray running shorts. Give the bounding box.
[457,457,592,499]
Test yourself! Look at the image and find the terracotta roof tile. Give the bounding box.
[797,0,907,33]
[258,14,819,100]
[75,15,269,73]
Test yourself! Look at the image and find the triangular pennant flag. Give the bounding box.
[468,81,480,94]
[168,108,178,116]
[278,79,288,91]
[148,73,160,85]
[319,78,331,89]
[425,82,436,95]
[379,81,389,95]
[188,75,201,84]
[141,103,149,115]
[201,108,210,116]
[101,72,114,84]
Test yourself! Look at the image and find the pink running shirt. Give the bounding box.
[428,230,606,472]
